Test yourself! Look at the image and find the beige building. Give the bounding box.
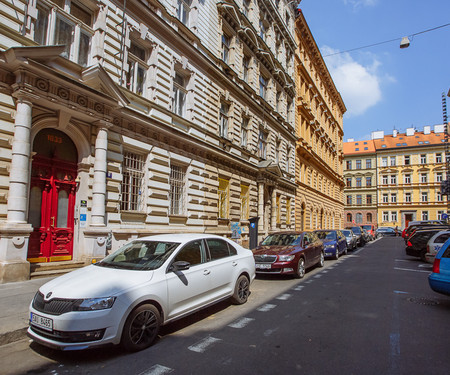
[343,140,378,227]
[0,0,299,282]
[294,11,346,231]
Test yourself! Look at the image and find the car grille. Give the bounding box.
[254,255,277,263]
[32,292,83,316]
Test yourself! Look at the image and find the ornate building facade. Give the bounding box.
[294,11,346,231]
[0,0,298,282]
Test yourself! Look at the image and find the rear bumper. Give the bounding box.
[428,273,450,296]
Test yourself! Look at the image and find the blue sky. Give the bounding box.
[300,0,450,142]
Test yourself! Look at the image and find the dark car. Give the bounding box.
[252,231,324,278]
[342,229,357,250]
[376,227,397,238]
[406,226,450,261]
[345,226,365,246]
[403,222,447,244]
[315,230,347,259]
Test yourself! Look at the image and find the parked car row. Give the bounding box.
[28,227,375,353]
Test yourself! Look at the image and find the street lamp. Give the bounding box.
[400,36,410,49]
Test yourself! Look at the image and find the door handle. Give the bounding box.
[203,270,211,276]
[50,217,55,227]
[232,261,237,267]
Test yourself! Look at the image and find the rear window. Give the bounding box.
[435,233,450,244]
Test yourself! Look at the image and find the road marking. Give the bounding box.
[418,264,432,269]
[257,303,277,312]
[393,267,430,273]
[321,270,329,273]
[393,290,409,294]
[139,365,174,375]
[228,317,254,329]
[264,327,279,337]
[188,336,221,353]
[314,274,322,279]
[276,293,292,300]
[305,279,314,284]
[293,285,304,291]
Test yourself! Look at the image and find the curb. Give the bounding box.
[0,327,28,347]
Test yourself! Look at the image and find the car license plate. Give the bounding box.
[256,263,271,269]
[30,312,53,331]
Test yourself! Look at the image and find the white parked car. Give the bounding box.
[28,234,255,352]
[425,230,450,264]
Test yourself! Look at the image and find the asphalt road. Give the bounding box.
[2,237,449,375]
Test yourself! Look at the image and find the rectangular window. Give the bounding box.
[405,192,411,203]
[390,175,397,185]
[219,102,229,138]
[240,184,249,220]
[259,74,268,99]
[404,155,410,165]
[390,156,396,166]
[173,72,187,116]
[127,42,147,95]
[258,130,267,159]
[243,55,250,83]
[421,192,428,202]
[169,164,186,215]
[438,211,444,220]
[391,211,397,222]
[35,1,92,67]
[346,178,352,187]
[121,152,145,211]
[421,173,427,183]
[437,191,443,202]
[383,211,389,222]
[356,195,362,205]
[420,154,427,164]
[382,175,388,185]
[356,177,362,187]
[366,159,372,169]
[241,117,248,147]
[177,0,192,26]
[436,172,443,182]
[383,194,389,203]
[391,193,397,203]
[222,33,231,63]
[356,160,362,169]
[366,194,372,205]
[436,153,442,163]
[366,176,372,187]
[218,178,229,219]
[381,157,388,167]
[404,174,411,184]
[422,211,429,220]
[346,195,352,205]
[346,160,352,170]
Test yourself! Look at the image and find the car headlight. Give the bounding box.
[278,255,295,262]
[325,244,335,249]
[74,297,116,311]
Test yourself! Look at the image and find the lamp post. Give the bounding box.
[443,92,450,221]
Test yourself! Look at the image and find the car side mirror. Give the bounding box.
[170,261,190,272]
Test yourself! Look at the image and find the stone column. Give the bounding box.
[7,98,33,223]
[258,181,264,238]
[271,188,277,230]
[91,123,109,226]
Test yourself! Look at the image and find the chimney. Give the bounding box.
[406,127,415,136]
[393,129,398,137]
[371,131,384,140]
[424,126,431,134]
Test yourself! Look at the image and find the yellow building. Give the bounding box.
[294,12,346,230]
[373,126,447,228]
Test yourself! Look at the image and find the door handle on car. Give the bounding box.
[203,270,211,275]
[232,261,237,267]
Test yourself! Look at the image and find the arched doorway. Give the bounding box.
[27,129,78,262]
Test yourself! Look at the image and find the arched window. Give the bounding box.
[367,213,373,223]
[346,213,352,222]
[356,213,363,224]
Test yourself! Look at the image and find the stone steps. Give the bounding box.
[30,261,86,279]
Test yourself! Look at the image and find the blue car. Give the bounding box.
[428,238,450,296]
[315,230,348,260]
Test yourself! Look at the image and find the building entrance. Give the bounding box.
[27,129,78,263]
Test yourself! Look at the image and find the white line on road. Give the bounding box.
[293,285,304,291]
[228,317,255,329]
[314,274,322,278]
[188,336,222,353]
[257,303,277,312]
[139,365,174,375]
[276,293,292,300]
[393,267,430,273]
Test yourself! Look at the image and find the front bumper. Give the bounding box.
[254,261,296,275]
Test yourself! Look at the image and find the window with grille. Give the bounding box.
[240,184,249,220]
[34,1,93,67]
[121,152,145,211]
[173,72,187,116]
[218,178,229,219]
[169,164,186,215]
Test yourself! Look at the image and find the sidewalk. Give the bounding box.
[0,277,53,346]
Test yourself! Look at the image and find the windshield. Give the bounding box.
[351,227,362,234]
[342,230,352,236]
[361,225,372,231]
[316,231,337,240]
[95,240,181,271]
[261,234,301,246]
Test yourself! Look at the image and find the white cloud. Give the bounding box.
[322,47,382,117]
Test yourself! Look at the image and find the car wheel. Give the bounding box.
[318,251,325,267]
[295,258,306,279]
[230,274,250,305]
[334,248,339,260]
[121,304,161,352]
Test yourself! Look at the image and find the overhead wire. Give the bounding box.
[323,22,450,57]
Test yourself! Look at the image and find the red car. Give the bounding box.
[252,231,324,278]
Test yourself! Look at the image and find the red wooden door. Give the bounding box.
[28,156,77,263]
